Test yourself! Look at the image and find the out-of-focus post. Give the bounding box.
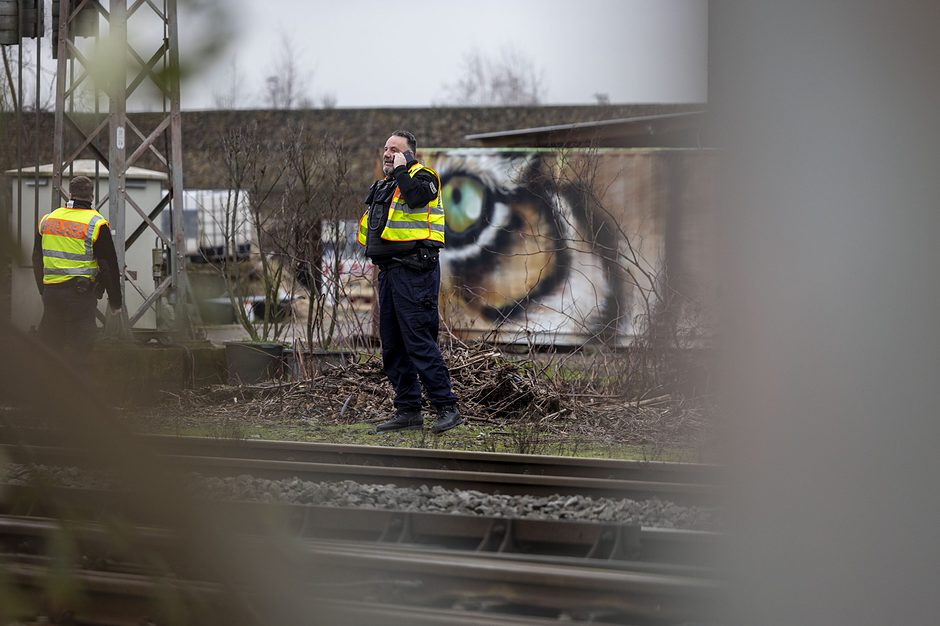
[710,2,940,625]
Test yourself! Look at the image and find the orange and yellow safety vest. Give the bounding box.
[38,206,109,285]
[357,161,445,246]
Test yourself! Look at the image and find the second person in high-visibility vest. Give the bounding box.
[357,130,462,434]
[32,175,122,364]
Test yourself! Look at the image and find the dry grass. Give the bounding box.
[149,341,714,452]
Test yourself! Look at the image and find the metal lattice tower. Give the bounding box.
[50,0,198,338]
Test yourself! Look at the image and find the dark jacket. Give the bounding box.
[364,161,441,263]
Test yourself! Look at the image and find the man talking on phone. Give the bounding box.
[357,130,462,434]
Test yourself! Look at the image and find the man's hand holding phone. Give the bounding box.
[392,150,416,170]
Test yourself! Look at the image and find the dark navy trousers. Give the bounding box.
[377,263,457,411]
[39,281,98,365]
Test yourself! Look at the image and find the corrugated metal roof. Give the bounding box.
[465,111,707,148]
[4,159,167,181]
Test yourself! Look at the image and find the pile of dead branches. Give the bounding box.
[163,345,570,425]
[152,342,711,447]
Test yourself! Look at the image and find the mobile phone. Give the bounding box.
[403,150,415,163]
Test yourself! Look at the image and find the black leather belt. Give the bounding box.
[376,249,420,271]
[45,277,95,293]
[376,259,402,271]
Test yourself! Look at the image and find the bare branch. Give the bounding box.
[441,46,545,106]
[264,35,313,110]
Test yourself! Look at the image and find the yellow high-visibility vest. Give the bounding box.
[357,161,445,246]
[38,206,109,285]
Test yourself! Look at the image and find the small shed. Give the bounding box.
[6,160,167,332]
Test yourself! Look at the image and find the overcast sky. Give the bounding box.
[177,0,708,109]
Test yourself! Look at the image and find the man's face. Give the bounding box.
[382,135,410,175]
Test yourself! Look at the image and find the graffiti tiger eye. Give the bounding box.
[443,176,486,234]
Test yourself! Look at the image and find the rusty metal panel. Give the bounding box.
[51,0,98,41]
[0,0,42,43]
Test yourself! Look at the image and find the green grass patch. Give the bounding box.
[138,415,694,462]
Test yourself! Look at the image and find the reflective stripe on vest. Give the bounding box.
[357,161,445,246]
[39,207,108,284]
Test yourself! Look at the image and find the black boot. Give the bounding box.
[432,404,463,434]
[374,409,423,433]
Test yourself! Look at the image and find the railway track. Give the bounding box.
[0,511,719,625]
[0,432,717,503]
[0,429,721,624]
[1,485,718,568]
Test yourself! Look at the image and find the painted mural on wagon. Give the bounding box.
[326,147,714,346]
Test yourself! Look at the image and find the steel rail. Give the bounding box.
[0,515,717,625]
[0,511,713,579]
[301,542,717,624]
[171,454,712,501]
[0,490,719,569]
[1,428,718,483]
[4,562,231,626]
[0,442,715,503]
[2,562,648,626]
[315,599,628,625]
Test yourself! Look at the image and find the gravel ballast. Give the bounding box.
[5,464,720,530]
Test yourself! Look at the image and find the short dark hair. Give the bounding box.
[392,129,417,153]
